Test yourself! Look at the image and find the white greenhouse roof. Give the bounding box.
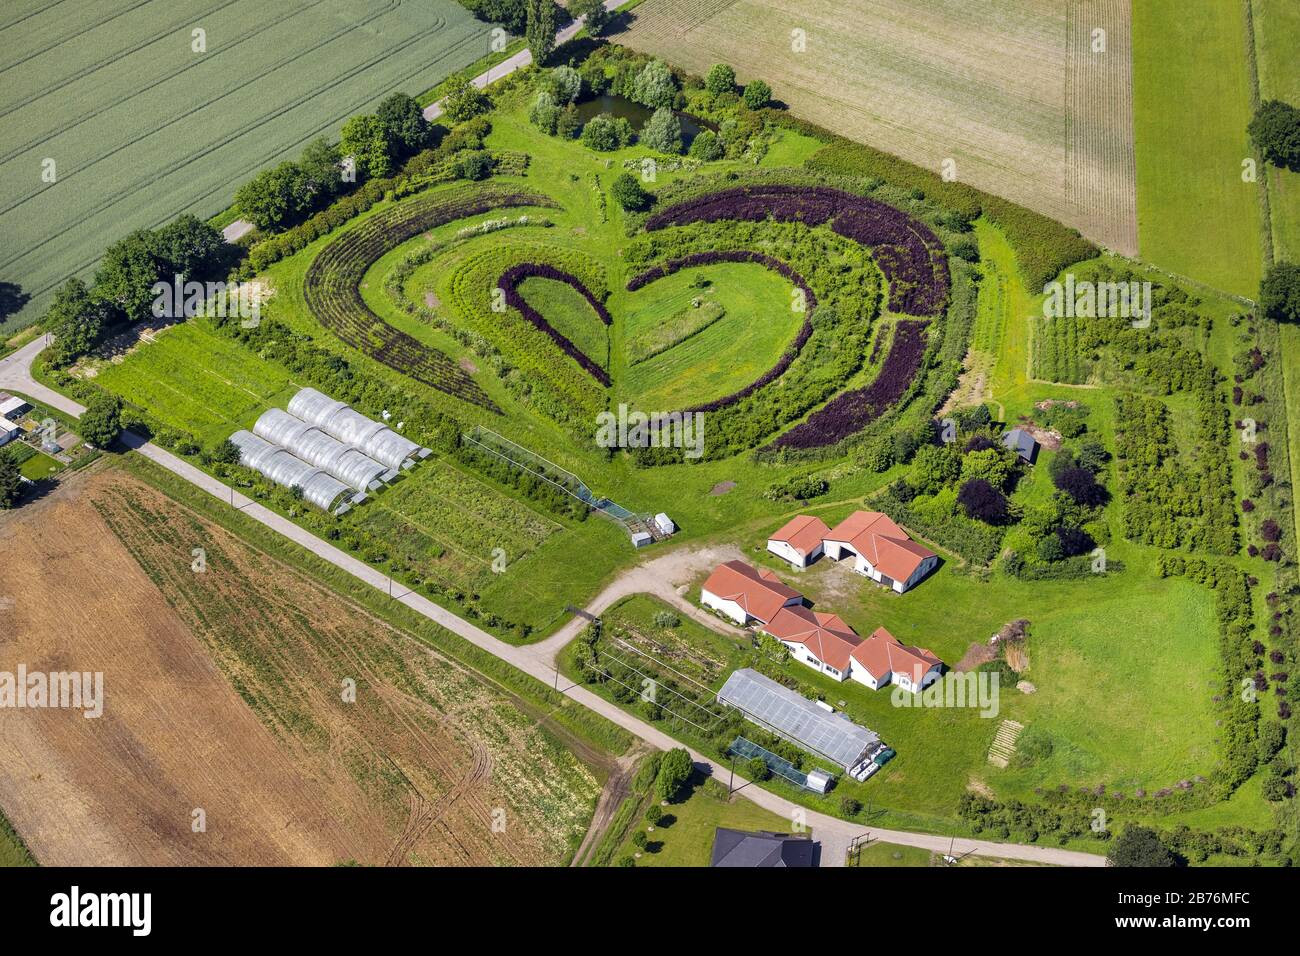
[287,387,420,470]
[253,408,387,492]
[717,668,879,770]
[229,430,353,512]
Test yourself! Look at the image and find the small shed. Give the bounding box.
[654,512,675,535]
[1001,428,1039,464]
[631,531,653,548]
[805,769,834,794]
[0,419,18,447]
[0,397,31,421]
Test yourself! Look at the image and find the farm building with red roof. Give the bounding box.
[823,511,937,593]
[760,605,862,681]
[848,627,944,692]
[767,515,830,569]
[700,560,804,626]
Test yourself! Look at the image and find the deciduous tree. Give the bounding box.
[1107,826,1176,867]
[376,92,432,155]
[705,63,736,96]
[340,114,392,179]
[1248,99,1300,171]
[79,394,124,449]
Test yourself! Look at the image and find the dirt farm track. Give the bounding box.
[0,466,600,866]
[619,0,1138,256]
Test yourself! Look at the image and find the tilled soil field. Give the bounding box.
[620,0,1138,255]
[0,467,599,865]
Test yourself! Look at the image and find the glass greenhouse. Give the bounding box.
[717,668,879,770]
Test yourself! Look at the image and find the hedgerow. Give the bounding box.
[302,185,562,412]
[797,127,1097,289]
[643,181,948,315]
[621,219,880,462]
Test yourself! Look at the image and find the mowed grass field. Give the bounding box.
[618,0,1138,254]
[1251,0,1300,263]
[516,277,611,370]
[0,0,492,334]
[619,262,800,411]
[91,319,296,445]
[1132,0,1263,296]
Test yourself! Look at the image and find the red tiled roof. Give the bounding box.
[762,605,861,672]
[849,627,942,684]
[769,515,831,558]
[825,511,936,583]
[702,560,802,623]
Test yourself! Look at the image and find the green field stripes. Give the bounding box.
[0,0,492,333]
[1251,0,1300,264]
[95,320,291,441]
[1132,0,1263,297]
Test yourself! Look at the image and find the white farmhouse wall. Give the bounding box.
[767,539,819,568]
[826,541,937,594]
[701,589,748,625]
[849,666,883,690]
[781,640,848,682]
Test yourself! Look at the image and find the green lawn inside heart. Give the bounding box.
[513,259,804,413]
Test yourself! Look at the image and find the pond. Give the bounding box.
[572,94,715,146]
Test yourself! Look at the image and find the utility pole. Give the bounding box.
[727,754,735,795]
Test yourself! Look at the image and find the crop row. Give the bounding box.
[497,263,612,386]
[625,250,815,413]
[769,319,930,450]
[304,185,559,411]
[644,184,949,316]
[444,241,608,432]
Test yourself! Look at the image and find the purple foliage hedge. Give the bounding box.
[769,319,930,450]
[644,184,949,316]
[625,250,816,414]
[497,263,612,386]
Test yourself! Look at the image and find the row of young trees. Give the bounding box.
[1248,101,1300,322]
[235,94,433,231]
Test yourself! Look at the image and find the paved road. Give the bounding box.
[523,542,750,665]
[1,337,1105,868]
[0,337,82,418]
[422,0,623,122]
[220,3,625,241]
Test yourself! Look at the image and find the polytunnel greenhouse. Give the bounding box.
[287,387,424,471]
[253,408,390,492]
[229,430,356,513]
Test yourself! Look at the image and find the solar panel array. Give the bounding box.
[717,669,879,769]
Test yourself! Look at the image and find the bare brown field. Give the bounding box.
[0,467,600,866]
[619,0,1137,254]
